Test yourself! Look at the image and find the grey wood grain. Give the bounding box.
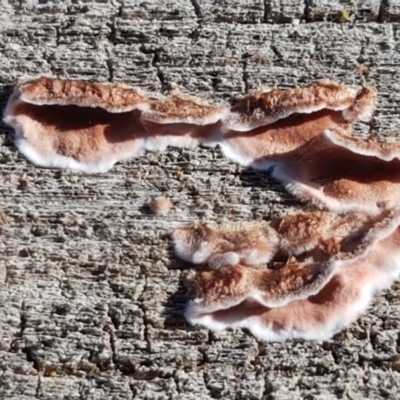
[1,1,400,399]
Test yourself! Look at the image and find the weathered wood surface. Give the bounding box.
[2,1,400,399]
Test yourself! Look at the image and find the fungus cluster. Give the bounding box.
[5,77,400,341]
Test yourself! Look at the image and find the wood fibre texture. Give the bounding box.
[1,1,400,399]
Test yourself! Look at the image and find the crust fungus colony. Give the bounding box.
[5,77,400,341]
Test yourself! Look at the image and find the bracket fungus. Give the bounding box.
[5,77,400,341]
[174,208,400,341]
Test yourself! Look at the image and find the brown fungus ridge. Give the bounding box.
[142,93,229,125]
[184,207,400,341]
[218,83,400,215]
[172,221,279,268]
[17,76,149,112]
[3,77,225,172]
[5,99,148,173]
[225,79,372,131]
[172,209,388,269]
[4,77,378,180]
[272,130,400,214]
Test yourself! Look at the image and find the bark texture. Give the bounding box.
[1,1,400,399]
